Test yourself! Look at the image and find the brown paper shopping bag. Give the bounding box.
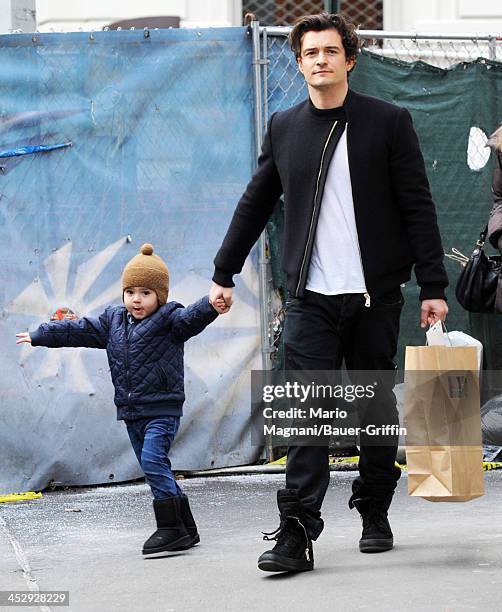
[404,345,484,502]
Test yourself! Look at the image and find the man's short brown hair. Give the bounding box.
[289,12,359,61]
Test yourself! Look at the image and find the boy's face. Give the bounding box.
[123,286,159,320]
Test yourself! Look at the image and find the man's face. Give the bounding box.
[297,28,355,91]
[124,286,159,320]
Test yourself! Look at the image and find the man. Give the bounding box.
[210,13,448,573]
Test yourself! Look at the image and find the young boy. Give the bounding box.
[16,243,226,557]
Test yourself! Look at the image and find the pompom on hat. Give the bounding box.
[122,243,169,305]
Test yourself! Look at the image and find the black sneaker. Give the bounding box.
[353,498,393,553]
[257,516,314,572]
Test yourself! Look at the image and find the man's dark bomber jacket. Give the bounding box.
[213,89,448,301]
[30,297,218,420]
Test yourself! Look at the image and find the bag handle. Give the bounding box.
[443,321,453,347]
[477,225,488,248]
[445,226,488,267]
[425,320,453,347]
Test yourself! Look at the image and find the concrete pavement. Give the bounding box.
[1,470,501,611]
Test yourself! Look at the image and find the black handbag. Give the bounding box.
[454,225,502,313]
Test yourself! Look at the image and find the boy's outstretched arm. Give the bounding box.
[169,296,219,343]
[16,309,111,349]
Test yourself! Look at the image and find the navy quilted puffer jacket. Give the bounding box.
[30,296,218,420]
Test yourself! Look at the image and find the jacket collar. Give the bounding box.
[307,97,346,121]
[306,88,362,122]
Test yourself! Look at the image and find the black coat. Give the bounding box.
[213,89,448,301]
[30,297,218,420]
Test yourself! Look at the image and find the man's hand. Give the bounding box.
[16,332,32,345]
[420,299,448,328]
[209,282,233,314]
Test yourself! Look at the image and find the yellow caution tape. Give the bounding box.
[271,455,387,467]
[483,461,502,471]
[269,455,287,465]
[399,462,502,471]
[0,492,42,503]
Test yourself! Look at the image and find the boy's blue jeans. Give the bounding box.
[125,416,182,499]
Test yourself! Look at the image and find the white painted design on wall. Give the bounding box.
[9,237,128,393]
[467,126,490,171]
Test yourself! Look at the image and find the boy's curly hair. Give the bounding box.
[289,12,359,63]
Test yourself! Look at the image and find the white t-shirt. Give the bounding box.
[306,126,367,295]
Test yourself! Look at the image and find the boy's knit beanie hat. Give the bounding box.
[121,243,169,304]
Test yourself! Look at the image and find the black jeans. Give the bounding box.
[282,290,403,540]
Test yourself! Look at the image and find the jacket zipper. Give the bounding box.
[296,120,338,295]
[295,120,371,307]
[124,315,132,406]
[345,123,371,308]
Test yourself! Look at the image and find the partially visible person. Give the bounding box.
[487,125,502,250]
[16,243,226,557]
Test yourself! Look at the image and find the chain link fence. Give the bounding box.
[360,32,502,68]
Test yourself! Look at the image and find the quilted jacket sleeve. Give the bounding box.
[30,308,111,349]
[169,297,218,344]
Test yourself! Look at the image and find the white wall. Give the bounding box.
[35,0,242,32]
[384,0,502,33]
[0,0,36,32]
[5,0,502,34]
[0,0,12,31]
